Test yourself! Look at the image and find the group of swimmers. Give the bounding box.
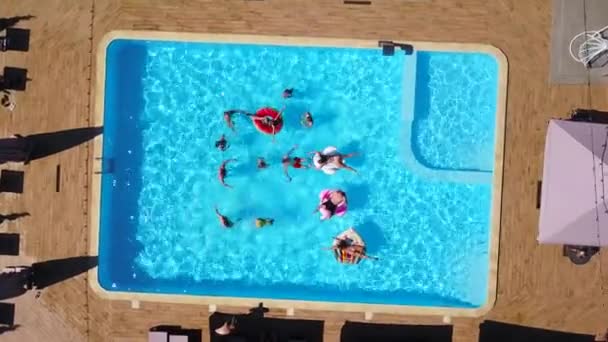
[212,88,371,261]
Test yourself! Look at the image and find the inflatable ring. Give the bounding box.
[253,107,283,135]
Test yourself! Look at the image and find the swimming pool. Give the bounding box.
[90,31,507,317]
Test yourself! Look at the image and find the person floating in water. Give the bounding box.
[281,145,308,182]
[223,109,250,132]
[218,158,237,188]
[301,112,313,128]
[314,189,348,220]
[255,218,274,228]
[328,237,376,261]
[214,134,229,151]
[214,206,237,228]
[257,157,268,169]
[247,107,284,142]
[311,147,359,174]
[282,88,294,98]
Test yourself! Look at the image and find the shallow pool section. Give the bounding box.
[93,33,504,314]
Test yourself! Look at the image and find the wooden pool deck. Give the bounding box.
[0,0,607,341]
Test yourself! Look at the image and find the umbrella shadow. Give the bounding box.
[31,256,98,289]
[0,16,35,31]
[0,212,29,224]
[0,324,20,335]
[24,127,103,161]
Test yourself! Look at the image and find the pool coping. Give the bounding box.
[90,30,507,318]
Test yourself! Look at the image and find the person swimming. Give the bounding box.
[218,158,237,188]
[311,147,359,174]
[301,112,313,128]
[257,157,268,169]
[282,88,294,98]
[223,109,249,132]
[214,206,235,228]
[281,145,308,182]
[255,218,274,228]
[214,134,229,151]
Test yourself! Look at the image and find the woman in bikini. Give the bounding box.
[311,147,359,174]
[313,189,347,220]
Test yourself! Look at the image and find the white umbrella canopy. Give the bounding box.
[538,119,608,246]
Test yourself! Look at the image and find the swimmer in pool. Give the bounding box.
[255,218,274,228]
[257,157,268,169]
[214,134,229,151]
[311,147,359,174]
[223,109,249,132]
[282,88,294,98]
[214,206,238,228]
[281,145,308,182]
[301,112,313,128]
[247,106,285,142]
[218,158,237,188]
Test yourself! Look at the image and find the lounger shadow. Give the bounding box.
[340,321,453,342]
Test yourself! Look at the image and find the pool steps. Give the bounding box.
[401,51,493,184]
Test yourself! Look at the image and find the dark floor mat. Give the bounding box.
[340,321,453,342]
[479,321,595,342]
[0,233,19,255]
[4,28,30,52]
[209,312,323,342]
[0,170,24,193]
[2,67,28,91]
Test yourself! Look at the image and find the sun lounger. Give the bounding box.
[0,28,30,52]
[209,312,323,342]
[149,325,202,342]
[148,331,168,342]
[0,233,19,255]
[340,321,453,342]
[0,170,24,193]
[169,335,188,342]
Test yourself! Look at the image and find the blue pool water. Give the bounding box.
[99,39,499,308]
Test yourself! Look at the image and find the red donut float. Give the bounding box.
[252,107,283,135]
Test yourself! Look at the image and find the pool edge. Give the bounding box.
[89,30,508,318]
